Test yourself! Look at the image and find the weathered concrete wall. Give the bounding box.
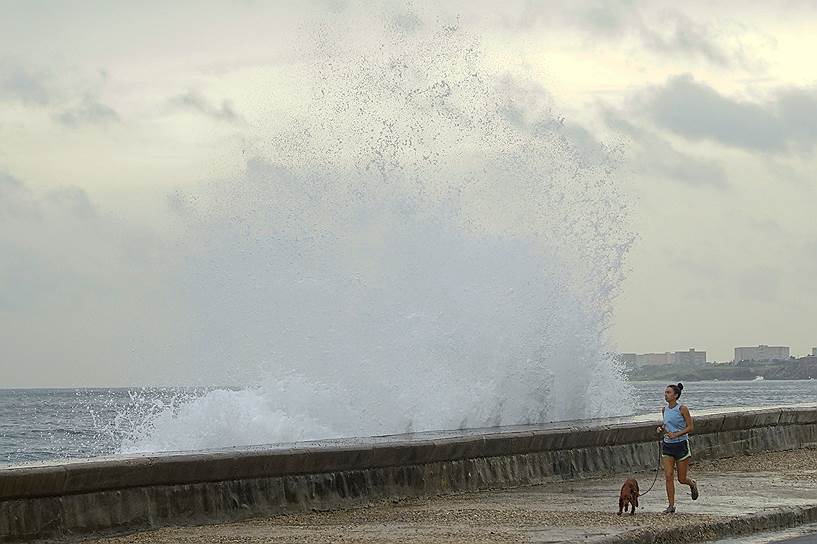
[1,406,815,542]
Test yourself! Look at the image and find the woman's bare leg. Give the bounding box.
[677,458,692,485]
[677,457,697,498]
[663,456,676,506]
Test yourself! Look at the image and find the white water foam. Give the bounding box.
[119,13,635,454]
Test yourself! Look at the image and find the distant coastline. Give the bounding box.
[625,358,817,382]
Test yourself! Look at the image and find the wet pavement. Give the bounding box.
[713,522,817,543]
[85,448,817,544]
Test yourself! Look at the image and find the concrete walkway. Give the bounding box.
[712,522,817,543]
[85,449,817,544]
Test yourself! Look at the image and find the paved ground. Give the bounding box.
[713,522,817,543]
[774,534,817,544]
[86,449,817,544]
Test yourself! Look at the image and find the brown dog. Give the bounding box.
[618,478,640,515]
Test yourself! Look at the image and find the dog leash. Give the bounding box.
[637,440,663,497]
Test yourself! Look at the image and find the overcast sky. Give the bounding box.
[2,1,817,387]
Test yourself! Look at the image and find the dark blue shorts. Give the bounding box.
[662,440,691,461]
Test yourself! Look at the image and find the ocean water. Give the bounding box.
[629,380,817,413]
[2,380,815,467]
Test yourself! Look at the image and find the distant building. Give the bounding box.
[620,349,706,366]
[619,353,638,365]
[734,345,790,363]
[813,347,817,357]
[674,348,707,366]
[642,352,674,365]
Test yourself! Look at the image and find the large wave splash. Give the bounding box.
[119,16,635,454]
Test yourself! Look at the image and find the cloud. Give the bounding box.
[0,169,185,386]
[0,169,23,192]
[636,10,734,67]
[0,169,99,223]
[564,0,632,38]
[645,74,783,151]
[0,171,99,310]
[0,62,120,126]
[0,170,38,220]
[643,75,817,154]
[517,1,751,68]
[490,75,726,188]
[603,108,727,188]
[776,87,817,151]
[169,90,245,124]
[0,64,54,105]
[42,185,98,218]
[54,95,120,127]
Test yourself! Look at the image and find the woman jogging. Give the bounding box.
[657,382,699,514]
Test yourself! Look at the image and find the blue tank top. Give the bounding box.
[663,403,688,443]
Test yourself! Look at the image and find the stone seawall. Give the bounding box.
[1,406,816,542]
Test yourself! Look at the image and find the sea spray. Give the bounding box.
[119,15,635,454]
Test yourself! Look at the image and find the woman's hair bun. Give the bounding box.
[677,383,684,391]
